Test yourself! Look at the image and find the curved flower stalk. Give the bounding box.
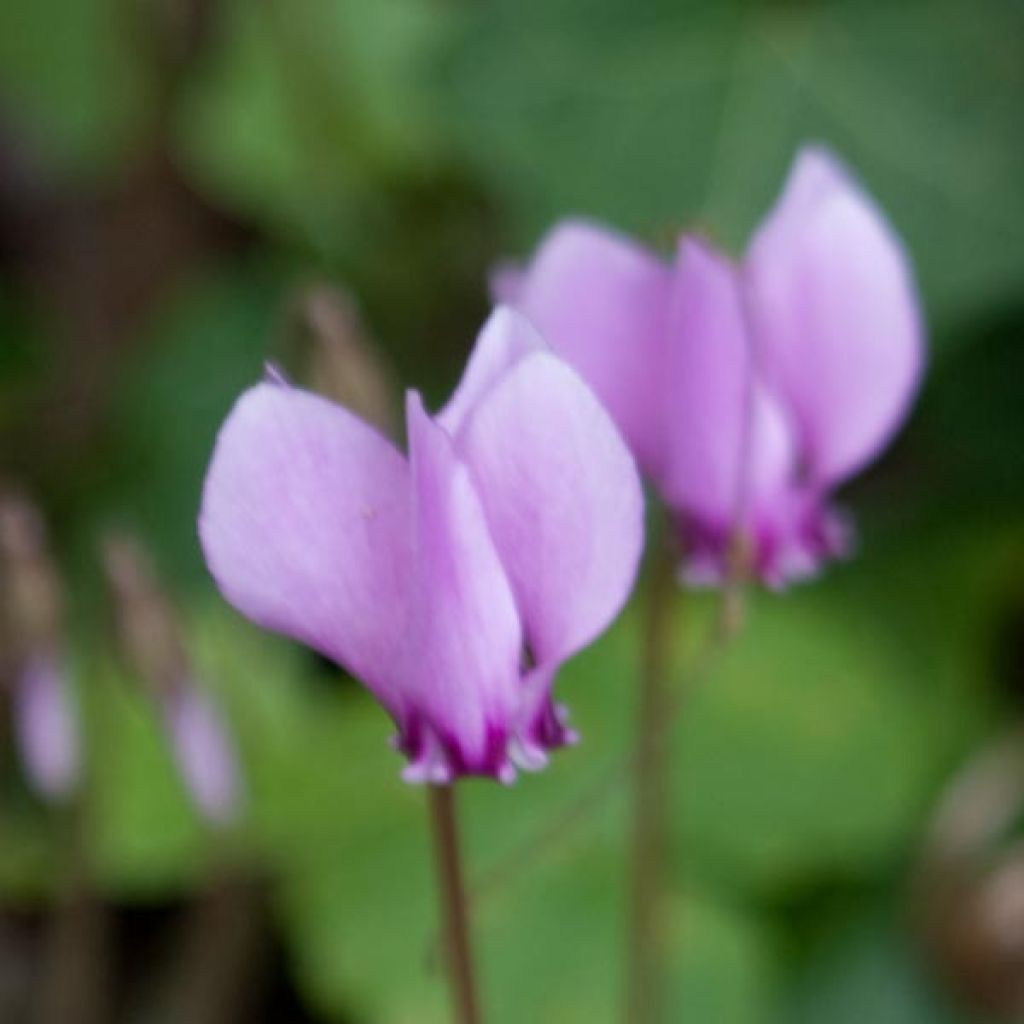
[103,534,241,824]
[0,494,80,801]
[199,307,645,783]
[495,145,924,587]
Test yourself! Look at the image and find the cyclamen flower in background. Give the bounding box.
[0,494,80,801]
[164,682,240,824]
[103,534,242,824]
[495,145,924,586]
[199,307,644,783]
[13,654,79,800]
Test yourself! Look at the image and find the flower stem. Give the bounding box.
[625,528,678,1024]
[428,785,482,1024]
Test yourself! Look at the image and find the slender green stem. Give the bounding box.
[428,785,482,1024]
[625,529,679,1024]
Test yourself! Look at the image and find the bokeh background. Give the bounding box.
[1,0,1023,1020]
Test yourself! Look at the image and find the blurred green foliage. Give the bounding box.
[176,0,454,253]
[1,0,1022,1020]
[446,0,1024,334]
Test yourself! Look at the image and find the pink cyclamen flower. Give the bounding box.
[199,308,644,783]
[494,145,924,586]
[14,655,79,801]
[164,682,241,823]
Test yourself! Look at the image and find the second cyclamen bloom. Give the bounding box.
[200,309,644,783]
[496,146,924,586]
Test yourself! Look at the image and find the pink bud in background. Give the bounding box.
[102,532,245,825]
[13,655,79,801]
[164,682,241,824]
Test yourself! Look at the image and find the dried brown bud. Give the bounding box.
[283,282,398,438]
[0,491,63,657]
[102,531,188,696]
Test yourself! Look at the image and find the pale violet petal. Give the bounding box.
[199,383,413,711]
[501,220,674,479]
[747,146,924,485]
[456,352,645,665]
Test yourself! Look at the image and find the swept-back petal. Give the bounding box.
[199,382,412,709]
[402,393,523,781]
[455,352,644,666]
[747,146,924,486]
[496,220,673,478]
[436,306,548,436]
[662,237,795,531]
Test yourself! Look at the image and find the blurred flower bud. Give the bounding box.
[102,531,242,824]
[13,655,78,800]
[0,492,79,801]
[102,532,188,697]
[165,683,240,825]
[283,282,398,438]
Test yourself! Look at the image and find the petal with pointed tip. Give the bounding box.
[437,306,548,436]
[747,147,924,485]
[457,352,644,665]
[759,145,856,230]
[199,383,412,710]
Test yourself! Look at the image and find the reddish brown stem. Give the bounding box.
[625,531,678,1024]
[428,785,482,1024]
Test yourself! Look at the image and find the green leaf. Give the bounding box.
[84,657,207,894]
[444,0,1024,336]
[672,518,1021,897]
[674,593,939,895]
[778,908,973,1024]
[174,0,454,251]
[0,0,154,177]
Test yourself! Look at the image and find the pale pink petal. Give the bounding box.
[199,382,413,711]
[436,306,548,436]
[498,220,674,478]
[759,145,856,231]
[165,683,241,824]
[400,393,523,782]
[455,352,644,666]
[14,656,78,801]
[662,237,796,533]
[747,146,924,485]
